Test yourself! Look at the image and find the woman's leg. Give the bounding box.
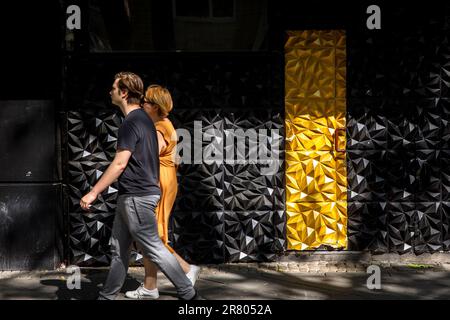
[173,251,191,273]
[141,166,192,288]
[142,238,190,291]
[143,200,190,289]
[143,256,158,290]
[159,189,191,273]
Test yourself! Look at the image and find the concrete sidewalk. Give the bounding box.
[1,263,450,300]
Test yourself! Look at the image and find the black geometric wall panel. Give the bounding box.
[174,163,224,212]
[69,212,115,266]
[223,211,284,262]
[175,112,224,184]
[347,150,386,202]
[439,99,450,148]
[223,110,285,213]
[385,99,417,151]
[347,202,388,252]
[347,30,446,98]
[346,99,387,150]
[385,150,416,203]
[347,40,392,98]
[441,149,450,201]
[415,100,441,150]
[224,163,284,212]
[441,202,450,251]
[443,42,450,97]
[170,108,285,262]
[169,211,225,264]
[415,149,441,202]
[67,110,121,265]
[392,37,441,98]
[387,202,415,254]
[347,22,450,254]
[414,202,443,254]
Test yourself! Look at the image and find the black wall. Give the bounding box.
[64,54,285,265]
[0,184,62,270]
[0,100,63,270]
[0,1,63,270]
[0,1,61,99]
[345,5,450,253]
[0,101,57,182]
[61,1,450,266]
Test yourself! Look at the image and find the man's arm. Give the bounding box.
[80,149,132,210]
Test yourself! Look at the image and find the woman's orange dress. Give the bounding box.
[155,119,178,253]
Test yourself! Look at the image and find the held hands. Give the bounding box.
[80,191,98,211]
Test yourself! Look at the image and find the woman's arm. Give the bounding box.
[157,131,167,155]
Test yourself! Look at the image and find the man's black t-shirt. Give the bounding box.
[116,108,160,196]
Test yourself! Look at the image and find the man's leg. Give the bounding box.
[98,197,133,300]
[125,195,195,300]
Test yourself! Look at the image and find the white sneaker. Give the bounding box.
[125,284,159,300]
[186,265,201,286]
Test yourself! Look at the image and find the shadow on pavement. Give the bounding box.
[39,269,142,300]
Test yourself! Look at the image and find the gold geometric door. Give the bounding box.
[285,30,348,250]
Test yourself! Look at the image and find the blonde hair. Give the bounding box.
[143,84,173,118]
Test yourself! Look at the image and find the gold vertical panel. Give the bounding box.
[285,30,347,250]
[285,30,341,49]
[286,151,337,202]
[286,99,347,151]
[286,201,347,250]
[285,48,336,99]
[336,48,347,98]
[335,99,347,203]
[335,152,347,202]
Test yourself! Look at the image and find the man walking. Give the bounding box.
[80,71,198,300]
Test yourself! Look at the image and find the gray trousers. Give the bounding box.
[98,194,195,300]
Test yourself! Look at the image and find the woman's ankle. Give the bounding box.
[144,282,157,290]
[183,264,191,274]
